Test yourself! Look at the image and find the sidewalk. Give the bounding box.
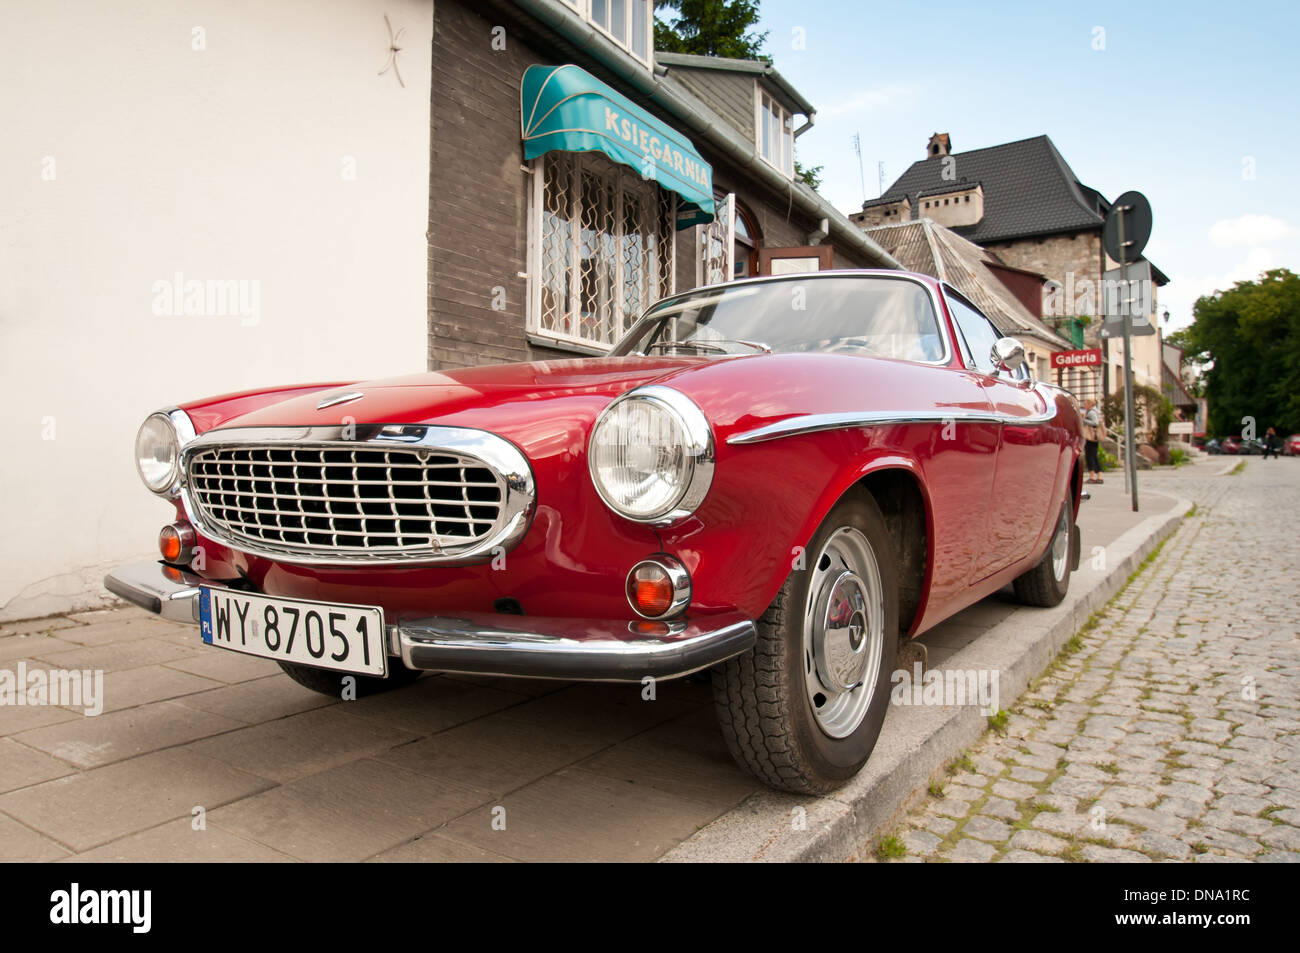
[0,469,1184,862]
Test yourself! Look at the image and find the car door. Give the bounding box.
[943,289,1059,577]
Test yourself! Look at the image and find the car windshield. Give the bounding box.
[610,275,946,362]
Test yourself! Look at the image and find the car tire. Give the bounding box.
[712,490,899,795]
[1012,498,1074,607]
[277,659,422,698]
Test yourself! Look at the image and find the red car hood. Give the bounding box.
[198,351,997,460]
[209,357,714,454]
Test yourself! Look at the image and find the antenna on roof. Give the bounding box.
[878,161,885,198]
[852,133,866,205]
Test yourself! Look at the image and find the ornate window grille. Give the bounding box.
[527,152,676,350]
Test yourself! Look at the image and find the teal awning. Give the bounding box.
[521,64,714,228]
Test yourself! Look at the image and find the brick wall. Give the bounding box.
[984,230,1105,346]
[428,1,538,370]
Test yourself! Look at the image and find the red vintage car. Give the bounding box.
[107,271,1083,793]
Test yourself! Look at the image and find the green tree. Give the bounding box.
[1180,269,1300,437]
[794,158,823,191]
[654,0,769,59]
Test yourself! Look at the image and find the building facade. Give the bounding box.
[854,133,1171,402]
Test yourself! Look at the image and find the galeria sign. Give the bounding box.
[1051,348,1102,368]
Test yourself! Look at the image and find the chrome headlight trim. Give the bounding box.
[135,408,197,498]
[587,385,715,527]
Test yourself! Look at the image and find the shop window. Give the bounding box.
[528,151,675,350]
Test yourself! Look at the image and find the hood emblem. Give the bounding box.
[317,391,364,410]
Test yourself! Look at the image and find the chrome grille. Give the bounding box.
[186,444,507,560]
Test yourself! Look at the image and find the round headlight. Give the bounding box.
[135,413,180,494]
[588,386,714,523]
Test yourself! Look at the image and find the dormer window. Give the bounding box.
[757,89,794,176]
[565,0,652,66]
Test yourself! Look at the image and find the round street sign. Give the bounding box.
[1103,190,1152,264]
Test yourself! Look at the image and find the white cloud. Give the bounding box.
[1208,213,1293,246]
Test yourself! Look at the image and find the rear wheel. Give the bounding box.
[1013,499,1074,607]
[713,492,899,794]
[277,659,422,698]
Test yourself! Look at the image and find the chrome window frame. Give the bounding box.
[938,284,1031,383]
[176,424,536,567]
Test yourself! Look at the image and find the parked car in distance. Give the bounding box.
[1286,434,1300,456]
[1220,436,1242,454]
[106,271,1084,794]
[1204,438,1221,455]
[1238,438,1265,455]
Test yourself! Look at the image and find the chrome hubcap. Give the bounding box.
[1050,506,1070,582]
[803,527,885,739]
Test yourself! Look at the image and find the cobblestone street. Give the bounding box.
[881,461,1300,863]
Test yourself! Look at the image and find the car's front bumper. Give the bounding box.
[104,561,756,682]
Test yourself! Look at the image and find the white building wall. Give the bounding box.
[0,0,434,621]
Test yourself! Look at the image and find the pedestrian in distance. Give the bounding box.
[1263,426,1279,459]
[1083,398,1105,484]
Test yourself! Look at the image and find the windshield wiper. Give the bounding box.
[646,339,771,355]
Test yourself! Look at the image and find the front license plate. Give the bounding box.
[199,588,387,677]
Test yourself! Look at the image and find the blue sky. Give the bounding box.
[743,0,1300,331]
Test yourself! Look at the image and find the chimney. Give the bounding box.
[927,133,951,158]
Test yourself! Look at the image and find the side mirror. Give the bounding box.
[991,337,1027,375]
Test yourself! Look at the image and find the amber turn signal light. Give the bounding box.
[625,556,690,620]
[158,522,196,565]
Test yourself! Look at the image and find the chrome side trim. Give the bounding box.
[178,424,536,566]
[727,406,1057,446]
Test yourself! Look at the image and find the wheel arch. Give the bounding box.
[854,466,932,636]
[790,456,934,638]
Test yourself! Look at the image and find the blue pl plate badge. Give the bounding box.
[198,587,214,644]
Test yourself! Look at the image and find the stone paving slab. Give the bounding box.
[0,460,1228,863]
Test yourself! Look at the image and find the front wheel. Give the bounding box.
[713,491,899,794]
[1012,499,1075,607]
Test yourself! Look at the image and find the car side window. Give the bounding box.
[945,294,1001,376]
